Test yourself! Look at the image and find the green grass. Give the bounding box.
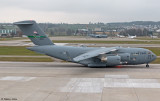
[143,47,160,56]
[0,37,27,41]
[51,40,160,44]
[0,46,43,56]
[136,37,160,40]
[0,57,53,62]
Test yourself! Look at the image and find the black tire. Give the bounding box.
[146,64,149,68]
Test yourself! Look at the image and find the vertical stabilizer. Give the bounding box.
[14,20,54,46]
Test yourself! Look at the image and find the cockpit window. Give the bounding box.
[131,51,147,56]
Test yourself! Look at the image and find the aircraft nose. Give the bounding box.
[152,52,157,61]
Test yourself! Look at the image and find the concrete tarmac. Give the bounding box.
[0,62,160,101]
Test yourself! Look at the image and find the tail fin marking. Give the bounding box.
[14,20,54,46]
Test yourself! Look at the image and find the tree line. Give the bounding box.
[119,28,152,36]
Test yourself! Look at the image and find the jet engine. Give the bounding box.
[101,56,121,66]
[118,53,130,61]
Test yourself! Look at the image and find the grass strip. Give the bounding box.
[0,38,27,41]
[0,57,53,62]
[143,47,160,56]
[51,40,160,44]
[136,37,160,40]
[0,46,43,56]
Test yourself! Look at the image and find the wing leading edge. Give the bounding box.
[73,47,118,62]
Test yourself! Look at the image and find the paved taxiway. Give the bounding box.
[0,62,160,101]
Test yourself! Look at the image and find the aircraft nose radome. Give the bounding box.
[152,52,157,61]
[154,53,157,60]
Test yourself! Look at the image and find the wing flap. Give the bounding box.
[73,47,118,62]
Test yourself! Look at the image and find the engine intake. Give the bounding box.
[101,56,121,66]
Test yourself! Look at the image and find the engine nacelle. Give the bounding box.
[118,53,130,61]
[102,56,121,66]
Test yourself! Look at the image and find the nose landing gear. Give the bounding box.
[146,64,149,68]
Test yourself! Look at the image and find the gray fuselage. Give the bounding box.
[28,45,157,67]
[14,20,157,67]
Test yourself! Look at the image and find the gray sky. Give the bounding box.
[0,0,160,23]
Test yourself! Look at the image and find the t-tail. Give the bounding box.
[14,20,54,46]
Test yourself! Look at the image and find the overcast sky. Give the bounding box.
[0,0,160,23]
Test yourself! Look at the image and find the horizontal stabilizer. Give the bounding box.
[14,20,34,25]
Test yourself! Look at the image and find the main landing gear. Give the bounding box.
[146,64,149,68]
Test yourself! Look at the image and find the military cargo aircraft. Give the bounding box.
[14,20,156,67]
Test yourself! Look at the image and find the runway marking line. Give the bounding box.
[0,76,36,81]
[61,75,160,93]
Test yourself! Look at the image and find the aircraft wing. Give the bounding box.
[73,47,118,62]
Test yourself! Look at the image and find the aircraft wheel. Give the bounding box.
[146,64,149,68]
